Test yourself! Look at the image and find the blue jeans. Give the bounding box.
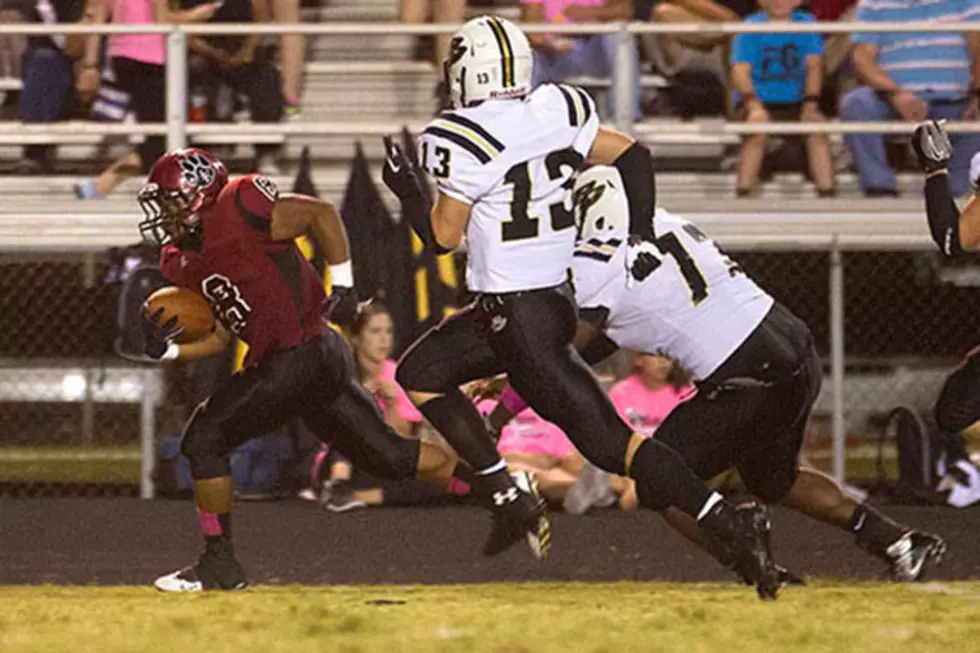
[19,47,73,164]
[531,34,642,120]
[840,86,980,196]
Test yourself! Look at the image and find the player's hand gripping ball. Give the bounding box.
[143,287,216,345]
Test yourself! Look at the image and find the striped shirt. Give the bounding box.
[851,0,979,99]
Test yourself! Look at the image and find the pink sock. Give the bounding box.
[500,385,529,415]
[447,477,471,496]
[198,510,223,537]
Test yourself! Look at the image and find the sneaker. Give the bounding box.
[74,180,106,200]
[285,99,302,121]
[886,531,947,582]
[154,554,247,592]
[483,471,552,560]
[563,462,616,515]
[320,479,367,513]
[703,501,780,600]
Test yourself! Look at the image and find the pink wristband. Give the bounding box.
[500,385,529,415]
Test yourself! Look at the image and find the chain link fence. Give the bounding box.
[1,245,976,496]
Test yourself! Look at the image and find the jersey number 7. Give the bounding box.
[501,147,584,242]
[643,232,709,306]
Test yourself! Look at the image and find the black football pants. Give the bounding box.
[397,283,635,475]
[180,329,421,481]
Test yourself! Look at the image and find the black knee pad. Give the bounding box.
[631,438,688,512]
[935,356,980,433]
[741,463,797,504]
[180,407,230,480]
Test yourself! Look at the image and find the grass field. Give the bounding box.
[2,582,979,653]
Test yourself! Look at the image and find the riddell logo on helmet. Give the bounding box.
[489,88,527,99]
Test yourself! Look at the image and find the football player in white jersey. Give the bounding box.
[912,120,980,443]
[493,165,946,582]
[383,14,782,600]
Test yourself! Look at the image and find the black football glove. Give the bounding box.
[143,307,184,360]
[382,135,427,202]
[912,119,953,174]
[326,285,360,330]
[625,237,662,288]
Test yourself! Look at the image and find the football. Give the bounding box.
[143,286,215,343]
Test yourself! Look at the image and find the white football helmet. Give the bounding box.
[573,166,629,243]
[443,15,533,109]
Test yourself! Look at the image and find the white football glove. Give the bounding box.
[625,239,661,289]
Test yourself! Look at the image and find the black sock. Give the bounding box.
[630,438,714,517]
[451,459,478,488]
[850,503,907,556]
[418,390,503,471]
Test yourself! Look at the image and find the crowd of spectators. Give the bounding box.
[0,0,977,197]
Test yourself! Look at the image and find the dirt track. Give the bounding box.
[1,500,978,586]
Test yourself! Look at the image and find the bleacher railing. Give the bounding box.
[0,21,977,496]
[0,21,978,139]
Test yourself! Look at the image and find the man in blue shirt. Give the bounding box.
[730,0,836,196]
[841,0,980,197]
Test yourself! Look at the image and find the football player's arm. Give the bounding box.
[587,126,656,242]
[172,321,232,360]
[270,193,354,286]
[927,174,980,256]
[431,192,472,251]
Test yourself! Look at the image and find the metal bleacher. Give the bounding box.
[0,0,928,211]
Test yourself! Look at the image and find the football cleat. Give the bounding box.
[482,471,552,560]
[154,554,248,593]
[886,531,947,582]
[703,501,780,600]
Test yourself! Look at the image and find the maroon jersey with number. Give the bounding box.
[160,174,327,367]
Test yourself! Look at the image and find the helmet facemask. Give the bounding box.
[138,182,202,250]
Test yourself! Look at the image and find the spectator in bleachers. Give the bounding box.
[521,0,641,119]
[808,0,858,84]
[186,0,285,175]
[0,0,25,117]
[17,0,88,174]
[608,354,694,436]
[649,0,755,80]
[841,0,980,197]
[317,302,426,512]
[74,0,220,199]
[729,0,836,197]
[270,0,303,119]
[400,0,466,109]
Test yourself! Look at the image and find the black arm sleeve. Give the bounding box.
[612,142,656,242]
[398,180,453,256]
[925,173,965,259]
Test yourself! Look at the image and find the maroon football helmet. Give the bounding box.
[138,148,229,246]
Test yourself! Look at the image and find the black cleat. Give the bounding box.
[154,553,248,592]
[482,471,552,559]
[733,562,805,588]
[886,531,947,582]
[704,501,780,600]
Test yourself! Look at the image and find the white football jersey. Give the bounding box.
[418,84,600,293]
[574,208,774,380]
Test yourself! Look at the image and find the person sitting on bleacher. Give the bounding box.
[729,0,836,197]
[17,0,88,174]
[840,0,980,198]
[185,0,284,175]
[521,0,641,120]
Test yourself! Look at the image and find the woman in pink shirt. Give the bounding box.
[75,0,220,200]
[318,302,430,512]
[609,354,695,437]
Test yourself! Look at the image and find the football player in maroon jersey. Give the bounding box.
[137,148,495,592]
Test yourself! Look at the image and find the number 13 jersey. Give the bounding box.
[419,84,600,293]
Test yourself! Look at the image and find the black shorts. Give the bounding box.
[182,328,420,481]
[655,302,822,502]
